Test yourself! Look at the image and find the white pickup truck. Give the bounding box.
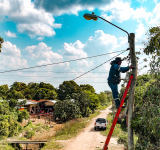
[94,118,107,130]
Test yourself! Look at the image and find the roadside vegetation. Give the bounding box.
[0,73,112,149]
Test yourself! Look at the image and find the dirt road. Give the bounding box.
[60,105,124,150]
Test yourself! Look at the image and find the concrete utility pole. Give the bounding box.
[128,33,137,150]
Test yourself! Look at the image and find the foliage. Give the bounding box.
[17,109,29,123]
[84,90,100,112]
[117,132,128,147]
[80,84,95,93]
[10,82,27,91]
[7,90,24,99]
[0,100,29,139]
[0,36,4,52]
[0,84,9,99]
[54,110,100,140]
[54,100,81,122]
[44,90,57,100]
[101,113,121,137]
[129,25,160,149]
[72,92,91,117]
[143,26,160,56]
[57,80,82,100]
[98,92,112,106]
[131,77,160,149]
[41,141,63,150]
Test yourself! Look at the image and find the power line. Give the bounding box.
[0,76,108,78]
[73,49,129,81]
[0,80,109,83]
[0,71,109,73]
[0,49,127,74]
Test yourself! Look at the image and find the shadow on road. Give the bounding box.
[89,127,106,132]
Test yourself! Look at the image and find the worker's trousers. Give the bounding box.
[108,81,120,107]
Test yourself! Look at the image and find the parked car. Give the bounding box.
[94,118,107,130]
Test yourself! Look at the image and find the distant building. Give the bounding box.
[23,99,57,114]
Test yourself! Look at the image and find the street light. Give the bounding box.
[83,12,130,42]
[83,12,98,21]
[83,12,137,150]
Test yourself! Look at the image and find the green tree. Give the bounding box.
[0,36,4,52]
[28,82,39,90]
[45,90,57,100]
[130,26,160,149]
[0,100,29,139]
[84,90,100,112]
[57,80,82,100]
[7,90,24,99]
[54,100,81,122]
[0,84,9,99]
[80,84,95,93]
[98,92,111,106]
[39,82,55,90]
[72,92,91,117]
[10,82,27,91]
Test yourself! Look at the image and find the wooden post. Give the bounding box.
[128,33,137,150]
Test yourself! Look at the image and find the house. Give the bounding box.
[24,99,57,114]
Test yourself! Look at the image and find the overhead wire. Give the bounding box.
[0,49,127,74]
[73,49,129,81]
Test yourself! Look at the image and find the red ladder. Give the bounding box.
[103,74,133,150]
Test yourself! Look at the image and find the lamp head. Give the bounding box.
[83,12,98,21]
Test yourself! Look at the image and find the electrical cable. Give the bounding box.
[0,49,127,74]
[0,76,108,78]
[73,49,129,81]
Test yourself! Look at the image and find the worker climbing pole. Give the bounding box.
[104,33,137,150]
[103,74,133,150]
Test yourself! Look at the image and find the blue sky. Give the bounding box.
[0,0,159,93]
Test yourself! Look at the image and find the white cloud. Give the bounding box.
[36,37,44,41]
[5,31,17,37]
[100,1,153,23]
[100,0,133,23]
[17,23,56,38]
[132,7,153,22]
[84,30,118,53]
[135,23,146,42]
[0,0,61,38]
[25,42,63,65]
[0,41,28,70]
[64,40,87,58]
[2,41,21,57]
[149,3,160,26]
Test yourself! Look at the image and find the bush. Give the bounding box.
[117,132,128,147]
[54,100,81,122]
[25,130,35,139]
[17,109,29,123]
[131,75,160,149]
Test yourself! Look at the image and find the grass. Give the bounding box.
[98,103,111,110]
[0,141,15,150]
[101,110,138,149]
[41,141,63,150]
[42,109,102,150]
[54,110,100,140]
[42,125,50,131]
[101,113,122,137]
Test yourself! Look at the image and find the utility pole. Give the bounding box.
[128,33,137,150]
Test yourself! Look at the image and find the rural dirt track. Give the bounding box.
[60,105,124,150]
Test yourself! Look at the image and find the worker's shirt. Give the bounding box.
[108,63,129,84]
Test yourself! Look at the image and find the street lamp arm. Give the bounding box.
[98,16,129,38]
